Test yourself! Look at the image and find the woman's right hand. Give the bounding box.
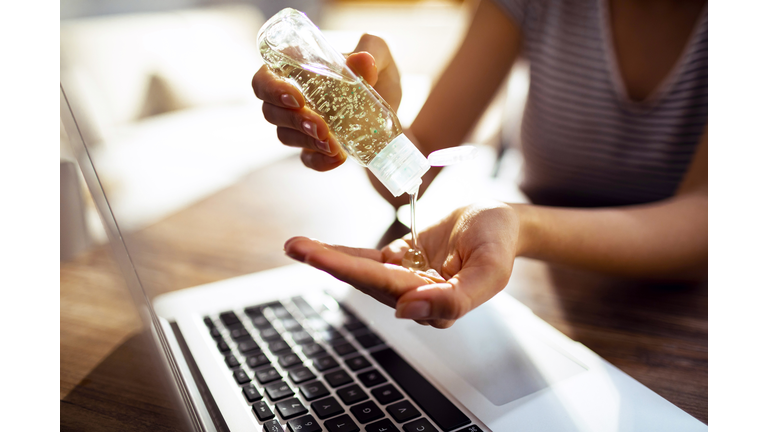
[251,34,402,172]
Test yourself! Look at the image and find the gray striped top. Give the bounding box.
[496,0,708,207]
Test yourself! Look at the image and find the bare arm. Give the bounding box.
[515,127,709,280]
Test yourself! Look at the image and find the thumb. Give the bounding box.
[346,52,378,86]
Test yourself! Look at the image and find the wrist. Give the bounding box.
[508,203,536,258]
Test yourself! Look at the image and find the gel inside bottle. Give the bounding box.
[257,8,430,198]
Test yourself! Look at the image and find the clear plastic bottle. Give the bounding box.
[257,8,430,197]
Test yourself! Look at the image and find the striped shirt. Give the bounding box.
[496,0,708,207]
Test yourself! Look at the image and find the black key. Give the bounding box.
[243,384,262,402]
[247,353,270,369]
[238,339,261,354]
[337,384,368,405]
[262,419,284,432]
[350,400,384,424]
[371,348,470,432]
[404,418,438,432]
[345,356,371,372]
[278,353,302,369]
[217,339,230,353]
[455,426,483,432]
[275,397,308,420]
[306,317,331,332]
[299,380,330,401]
[253,400,274,421]
[252,315,271,329]
[269,305,292,320]
[245,304,266,317]
[220,311,243,329]
[365,419,398,432]
[260,326,281,341]
[255,367,281,384]
[354,332,384,349]
[310,396,344,420]
[324,413,360,432]
[302,343,327,358]
[269,340,291,354]
[233,368,251,385]
[291,330,314,345]
[224,354,240,368]
[289,366,315,384]
[332,342,357,357]
[357,369,386,388]
[343,319,366,332]
[292,296,319,317]
[210,328,222,340]
[281,318,302,331]
[287,414,321,432]
[230,327,251,341]
[324,369,352,388]
[386,400,419,423]
[265,380,294,401]
[313,356,339,372]
[203,316,215,329]
[371,384,403,405]
[318,329,345,342]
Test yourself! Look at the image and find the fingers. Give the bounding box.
[350,34,402,110]
[346,52,378,86]
[252,65,304,108]
[262,104,331,145]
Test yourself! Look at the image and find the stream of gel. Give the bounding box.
[402,191,429,271]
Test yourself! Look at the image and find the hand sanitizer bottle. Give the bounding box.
[257,8,430,197]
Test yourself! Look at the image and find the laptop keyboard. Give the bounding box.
[203,295,481,432]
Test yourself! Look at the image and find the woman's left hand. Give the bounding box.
[284,200,522,328]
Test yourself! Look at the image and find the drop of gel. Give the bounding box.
[402,248,429,272]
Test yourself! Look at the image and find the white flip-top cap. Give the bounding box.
[367,134,430,197]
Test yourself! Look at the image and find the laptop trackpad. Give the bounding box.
[407,301,587,406]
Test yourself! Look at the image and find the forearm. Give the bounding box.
[512,191,708,280]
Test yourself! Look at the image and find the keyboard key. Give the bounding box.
[371,384,403,405]
[262,419,284,432]
[302,343,327,358]
[269,305,292,320]
[289,367,315,384]
[210,328,222,340]
[278,353,302,369]
[203,316,215,329]
[233,368,251,385]
[455,426,483,432]
[224,354,240,368]
[243,384,262,402]
[255,367,281,385]
[265,381,294,401]
[318,329,345,342]
[292,296,319,317]
[365,419,398,432]
[291,330,314,345]
[331,342,357,357]
[287,414,321,432]
[252,315,271,329]
[343,319,366,332]
[238,339,261,354]
[269,340,291,354]
[404,418,438,432]
[354,332,384,349]
[357,369,387,388]
[253,400,275,421]
[324,369,353,388]
[387,400,420,423]
[260,327,282,341]
[371,348,470,431]
[337,384,368,405]
[345,356,371,372]
[281,318,302,331]
[350,400,384,424]
[230,327,251,341]
[217,340,230,353]
[299,381,330,401]
[275,397,308,420]
[306,317,331,332]
[310,396,344,419]
[245,305,266,317]
[247,353,271,369]
[324,414,360,432]
[313,356,339,372]
[219,311,243,329]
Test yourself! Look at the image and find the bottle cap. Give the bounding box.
[368,134,430,197]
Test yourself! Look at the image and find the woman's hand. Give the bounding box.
[284,200,521,328]
[251,34,402,172]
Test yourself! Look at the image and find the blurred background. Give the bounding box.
[60,0,530,261]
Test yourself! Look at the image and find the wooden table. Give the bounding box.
[60,154,708,430]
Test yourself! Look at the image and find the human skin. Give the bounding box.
[253,0,708,328]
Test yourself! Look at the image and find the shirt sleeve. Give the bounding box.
[491,0,529,29]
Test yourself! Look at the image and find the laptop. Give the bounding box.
[61,84,707,432]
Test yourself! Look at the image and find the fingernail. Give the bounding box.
[302,120,318,139]
[285,251,304,262]
[281,94,299,108]
[396,301,431,319]
[322,154,342,165]
[315,139,331,154]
